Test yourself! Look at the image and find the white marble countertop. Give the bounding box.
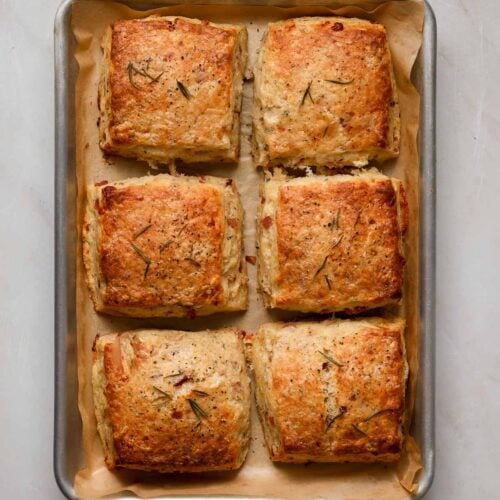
[0,0,499,498]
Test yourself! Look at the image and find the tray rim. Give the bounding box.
[53,1,436,497]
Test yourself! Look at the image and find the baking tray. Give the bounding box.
[54,0,436,497]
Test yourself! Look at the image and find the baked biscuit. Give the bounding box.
[253,17,400,168]
[93,328,251,472]
[83,174,247,317]
[99,16,247,164]
[252,318,407,463]
[257,170,408,313]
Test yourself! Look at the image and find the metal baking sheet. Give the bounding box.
[54,1,436,497]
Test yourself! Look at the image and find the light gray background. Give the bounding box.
[0,0,499,498]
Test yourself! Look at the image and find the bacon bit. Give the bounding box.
[92,334,100,352]
[322,362,328,370]
[227,218,238,229]
[186,307,196,319]
[173,375,192,387]
[240,330,254,346]
[245,255,257,265]
[262,216,273,229]
[171,410,183,419]
[333,22,344,31]
[94,179,108,187]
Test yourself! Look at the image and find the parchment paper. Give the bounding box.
[72,1,424,497]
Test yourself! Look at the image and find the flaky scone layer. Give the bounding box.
[252,318,407,463]
[83,174,247,317]
[99,16,247,164]
[257,170,408,313]
[253,17,400,168]
[93,328,251,472]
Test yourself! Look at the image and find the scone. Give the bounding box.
[253,17,400,168]
[83,174,247,317]
[257,170,408,313]
[93,328,251,472]
[252,318,407,463]
[99,16,247,164]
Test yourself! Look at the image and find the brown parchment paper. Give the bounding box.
[71,1,424,497]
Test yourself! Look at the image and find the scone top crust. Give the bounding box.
[100,16,247,163]
[83,174,247,317]
[252,318,407,463]
[258,171,408,313]
[93,329,251,472]
[253,17,400,168]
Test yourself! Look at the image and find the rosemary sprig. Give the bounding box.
[314,234,343,279]
[127,62,140,90]
[159,240,173,253]
[134,223,152,239]
[325,407,347,432]
[324,275,332,290]
[188,398,209,426]
[325,79,354,85]
[314,254,329,278]
[364,408,392,421]
[352,423,369,437]
[328,208,341,230]
[152,386,171,399]
[177,80,191,99]
[149,71,164,83]
[331,234,344,249]
[317,350,344,368]
[130,242,151,278]
[127,61,164,88]
[300,81,314,106]
[165,371,184,378]
[322,125,330,138]
[192,390,209,397]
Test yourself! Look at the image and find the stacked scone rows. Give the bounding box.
[84,15,409,472]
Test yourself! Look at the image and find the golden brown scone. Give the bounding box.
[83,174,247,317]
[257,170,408,313]
[253,17,400,168]
[99,16,247,164]
[93,328,251,472]
[252,318,407,463]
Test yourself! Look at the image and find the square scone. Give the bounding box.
[83,174,247,317]
[99,16,247,164]
[253,17,400,169]
[257,171,408,313]
[93,328,251,472]
[252,318,407,463]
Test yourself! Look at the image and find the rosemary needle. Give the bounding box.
[188,398,209,426]
[177,80,191,99]
[300,81,314,106]
[130,242,151,278]
[364,408,392,421]
[134,223,152,239]
[352,423,369,437]
[325,408,346,432]
[317,350,344,367]
[325,79,354,85]
[152,386,171,399]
